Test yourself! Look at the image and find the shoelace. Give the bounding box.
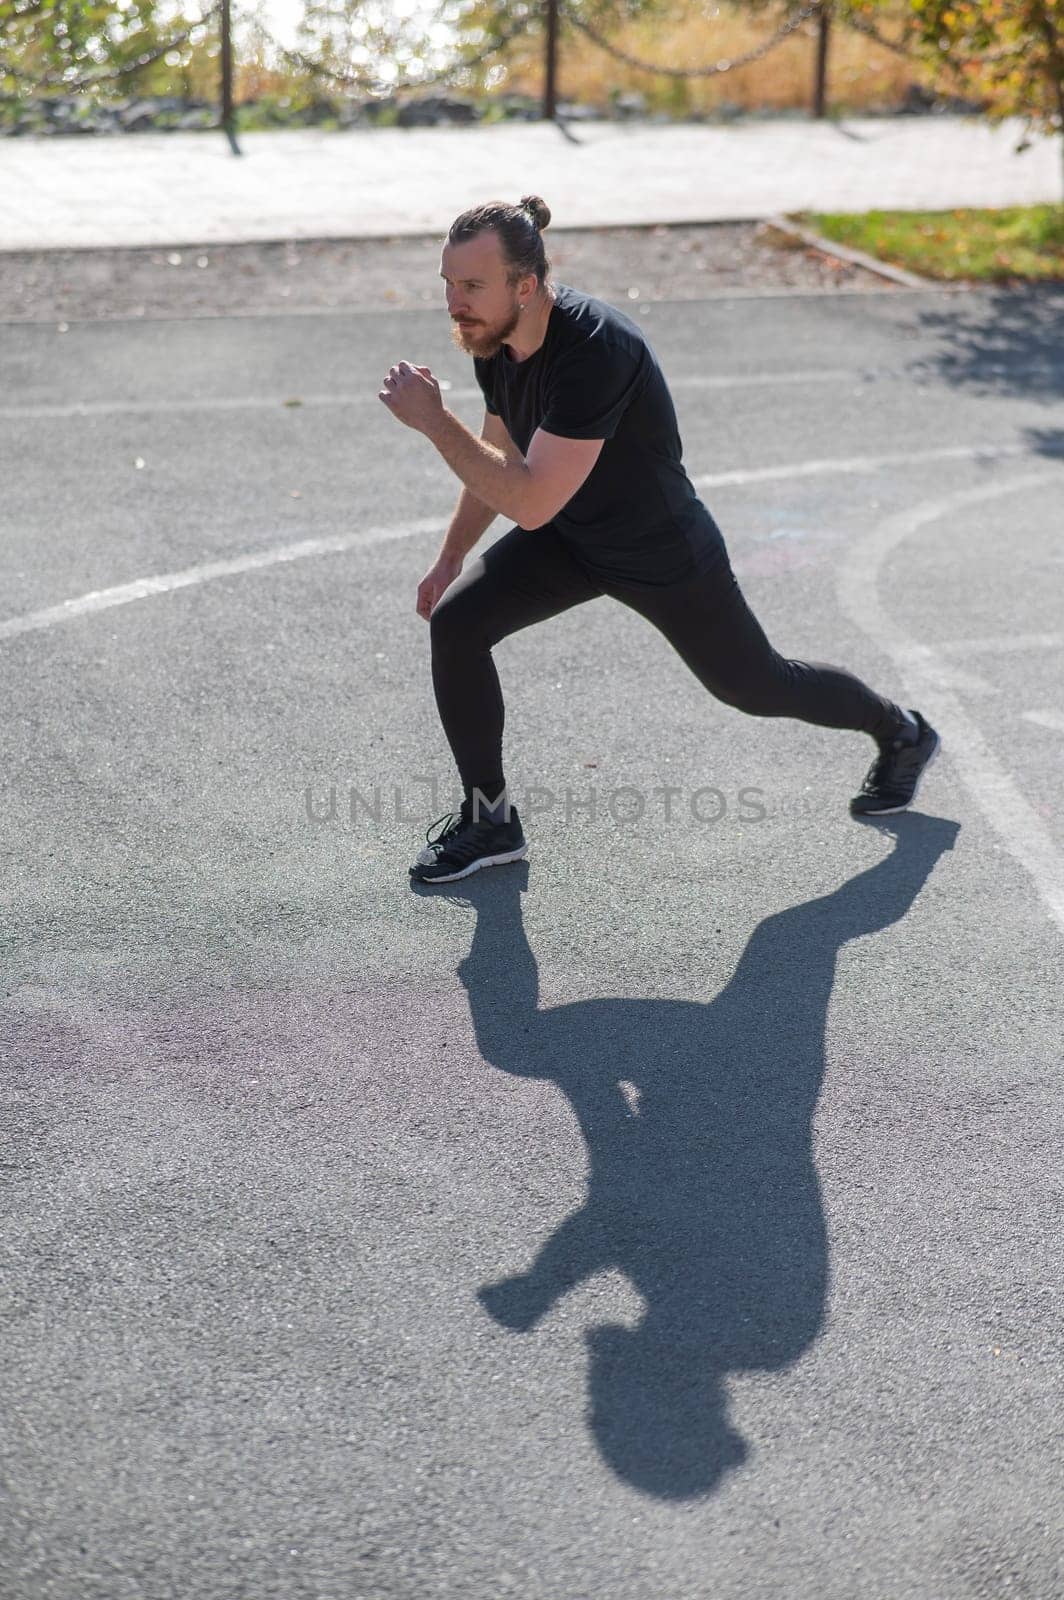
[422,804,510,862]
[423,809,468,853]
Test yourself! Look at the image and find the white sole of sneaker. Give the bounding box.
[410,843,529,884]
[851,731,942,818]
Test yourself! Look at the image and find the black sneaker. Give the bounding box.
[850,709,941,817]
[409,799,528,884]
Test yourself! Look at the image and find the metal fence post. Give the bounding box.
[221,0,241,154]
[812,0,830,118]
[543,0,559,120]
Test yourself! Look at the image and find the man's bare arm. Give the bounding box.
[424,408,603,530]
[379,361,603,529]
[438,413,513,561]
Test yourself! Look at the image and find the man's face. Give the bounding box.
[440,231,531,358]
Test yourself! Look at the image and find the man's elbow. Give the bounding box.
[514,487,565,530]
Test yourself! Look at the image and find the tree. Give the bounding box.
[0,0,214,109]
[850,0,1064,206]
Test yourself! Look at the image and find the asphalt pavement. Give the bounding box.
[2,283,1063,1598]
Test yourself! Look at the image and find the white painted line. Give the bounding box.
[837,470,1064,934]
[0,446,1050,650]
[693,441,1027,490]
[0,368,892,423]
[1022,710,1064,734]
[887,656,995,694]
[0,518,442,641]
[0,394,406,421]
[4,441,1062,929]
[935,633,1064,657]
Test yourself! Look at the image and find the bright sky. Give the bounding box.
[257,0,303,48]
[252,0,443,51]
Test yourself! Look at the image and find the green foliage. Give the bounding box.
[848,0,1064,139]
[0,0,214,100]
[744,0,1064,199]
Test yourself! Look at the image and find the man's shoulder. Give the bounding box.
[552,283,648,360]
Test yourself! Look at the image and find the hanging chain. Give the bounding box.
[839,11,912,58]
[259,11,531,95]
[7,0,1029,111]
[559,0,822,81]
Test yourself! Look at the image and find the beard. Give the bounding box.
[450,298,521,358]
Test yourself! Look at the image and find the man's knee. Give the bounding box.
[430,587,474,652]
[704,660,794,717]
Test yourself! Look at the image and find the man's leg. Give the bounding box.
[609,559,905,735]
[429,522,602,805]
[605,557,940,814]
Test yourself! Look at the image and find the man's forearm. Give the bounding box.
[426,409,539,527]
[440,488,497,562]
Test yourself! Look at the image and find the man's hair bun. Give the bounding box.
[519,195,551,231]
[448,197,552,285]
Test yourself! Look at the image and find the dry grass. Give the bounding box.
[487,0,924,116]
[229,0,926,117]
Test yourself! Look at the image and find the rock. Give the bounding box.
[494,94,539,122]
[336,100,370,128]
[396,96,480,128]
[119,100,160,131]
[899,81,987,116]
[899,83,935,115]
[303,96,340,125]
[611,91,647,120]
[556,99,599,120]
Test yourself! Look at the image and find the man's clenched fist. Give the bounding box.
[378,361,445,434]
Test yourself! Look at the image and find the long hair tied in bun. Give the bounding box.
[519,195,551,231]
[448,197,552,285]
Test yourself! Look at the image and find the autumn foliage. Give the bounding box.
[855,1,1064,153]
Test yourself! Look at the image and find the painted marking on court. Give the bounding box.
[0,446,1049,648]
[693,441,1028,491]
[1022,709,1064,734]
[837,470,1064,934]
[0,368,900,423]
[935,633,1064,657]
[0,519,441,642]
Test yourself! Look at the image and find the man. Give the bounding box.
[378,195,940,886]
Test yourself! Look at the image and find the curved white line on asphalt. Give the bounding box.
[1022,710,1064,734]
[936,632,1064,657]
[837,470,1064,934]
[0,368,892,422]
[0,518,442,642]
[693,441,1027,490]
[0,446,1048,645]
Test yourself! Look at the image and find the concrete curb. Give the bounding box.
[761,213,939,289]
[0,215,819,258]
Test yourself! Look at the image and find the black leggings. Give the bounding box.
[429,520,906,795]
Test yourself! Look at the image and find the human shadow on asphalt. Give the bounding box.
[412,812,960,1499]
[912,285,1064,452]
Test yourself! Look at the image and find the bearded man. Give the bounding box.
[378,195,940,885]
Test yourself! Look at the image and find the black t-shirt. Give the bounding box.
[473,283,726,585]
